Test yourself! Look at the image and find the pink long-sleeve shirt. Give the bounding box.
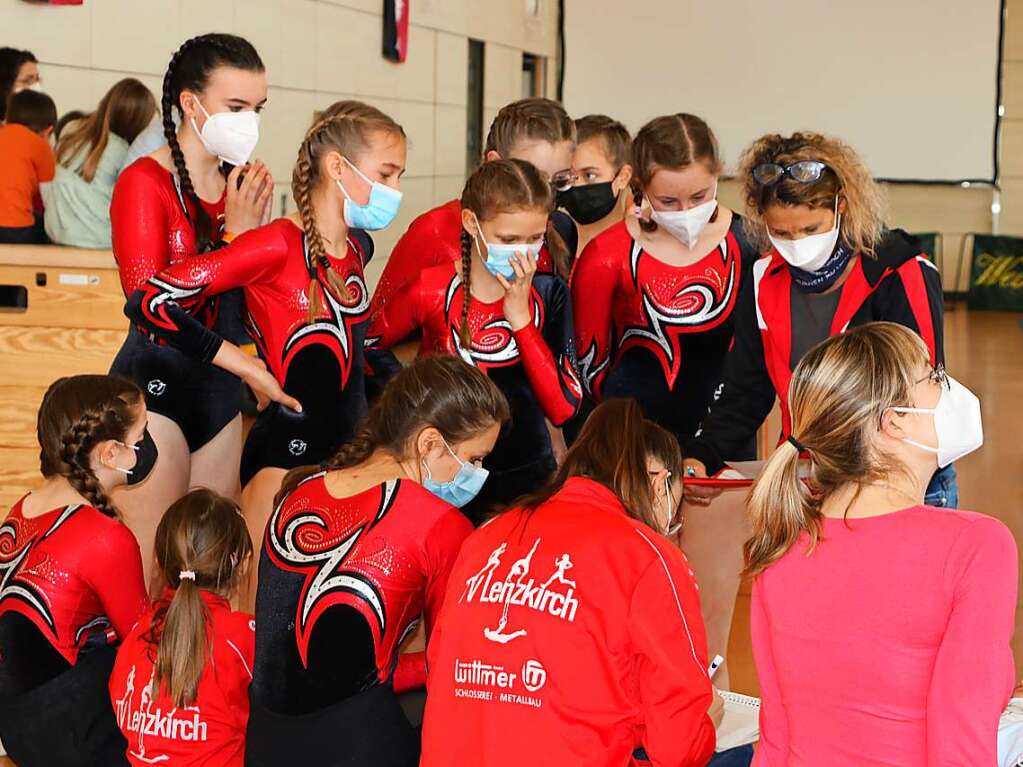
[752,505,1017,766]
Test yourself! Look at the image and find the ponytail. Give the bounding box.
[744,438,820,576]
[148,488,252,708]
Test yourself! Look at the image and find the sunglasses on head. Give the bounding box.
[752,160,830,186]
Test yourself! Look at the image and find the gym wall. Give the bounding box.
[1,0,560,288]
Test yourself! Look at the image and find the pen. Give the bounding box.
[708,654,724,679]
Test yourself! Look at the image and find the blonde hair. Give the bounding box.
[484,97,575,159]
[292,103,405,321]
[744,322,930,576]
[738,131,887,257]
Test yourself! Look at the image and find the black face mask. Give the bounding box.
[123,428,159,486]
[557,181,619,225]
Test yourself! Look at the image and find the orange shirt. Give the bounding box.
[0,123,55,227]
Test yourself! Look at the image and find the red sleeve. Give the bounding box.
[371,205,459,313]
[926,516,1017,763]
[571,236,620,399]
[365,271,426,351]
[219,613,256,731]
[890,256,945,367]
[125,223,289,360]
[33,136,55,183]
[750,578,790,764]
[85,522,149,641]
[111,163,174,296]
[511,278,581,426]
[628,533,716,767]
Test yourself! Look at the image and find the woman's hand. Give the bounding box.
[497,250,538,331]
[225,160,274,236]
[682,458,722,505]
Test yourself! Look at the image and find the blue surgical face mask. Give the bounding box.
[471,213,544,279]
[421,437,489,508]
[337,158,402,231]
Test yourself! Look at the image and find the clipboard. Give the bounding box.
[683,460,810,489]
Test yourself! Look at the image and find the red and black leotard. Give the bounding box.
[367,260,582,516]
[571,214,757,448]
[371,199,577,312]
[250,474,471,714]
[686,229,945,474]
[124,218,372,485]
[109,157,245,453]
[0,497,148,696]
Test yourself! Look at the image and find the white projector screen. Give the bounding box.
[563,0,1003,183]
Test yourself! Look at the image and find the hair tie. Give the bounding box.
[787,435,807,453]
[179,570,196,581]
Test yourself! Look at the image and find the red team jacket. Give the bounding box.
[421,477,716,767]
[109,590,255,767]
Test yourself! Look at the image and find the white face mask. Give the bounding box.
[891,374,983,469]
[657,472,682,535]
[650,194,718,248]
[768,197,841,272]
[190,98,260,166]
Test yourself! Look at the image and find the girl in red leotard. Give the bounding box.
[366,159,582,523]
[109,34,274,584]
[248,355,509,767]
[125,104,407,606]
[0,375,151,767]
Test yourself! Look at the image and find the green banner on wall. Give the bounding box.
[913,232,939,264]
[968,235,1023,311]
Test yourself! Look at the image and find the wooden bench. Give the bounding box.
[0,245,126,510]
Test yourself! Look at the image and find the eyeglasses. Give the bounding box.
[752,160,830,186]
[550,172,577,193]
[915,363,950,391]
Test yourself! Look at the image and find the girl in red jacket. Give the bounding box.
[421,399,722,767]
[110,488,254,767]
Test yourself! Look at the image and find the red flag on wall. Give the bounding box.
[383,0,409,63]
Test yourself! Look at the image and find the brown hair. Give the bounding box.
[148,488,252,708]
[56,78,156,183]
[575,114,632,170]
[293,103,405,322]
[643,419,682,478]
[458,159,569,346]
[632,113,722,234]
[162,34,265,253]
[517,398,663,530]
[484,97,575,160]
[738,131,887,257]
[745,322,930,576]
[37,375,142,519]
[276,355,510,505]
[6,88,56,133]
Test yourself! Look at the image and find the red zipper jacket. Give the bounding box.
[109,590,254,767]
[687,229,943,474]
[421,477,715,767]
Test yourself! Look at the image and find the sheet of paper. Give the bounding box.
[716,691,760,751]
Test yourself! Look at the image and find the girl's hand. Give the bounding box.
[497,249,538,331]
[243,358,301,413]
[225,160,274,235]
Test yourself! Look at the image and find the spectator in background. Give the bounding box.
[0,89,56,244]
[53,109,86,141]
[120,110,173,171]
[45,78,156,248]
[0,47,39,122]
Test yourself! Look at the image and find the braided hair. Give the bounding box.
[37,375,144,519]
[457,158,565,347]
[161,34,264,253]
[274,356,510,507]
[291,104,405,323]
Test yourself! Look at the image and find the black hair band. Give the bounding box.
[787,435,807,453]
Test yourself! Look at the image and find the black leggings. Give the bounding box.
[245,684,418,767]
